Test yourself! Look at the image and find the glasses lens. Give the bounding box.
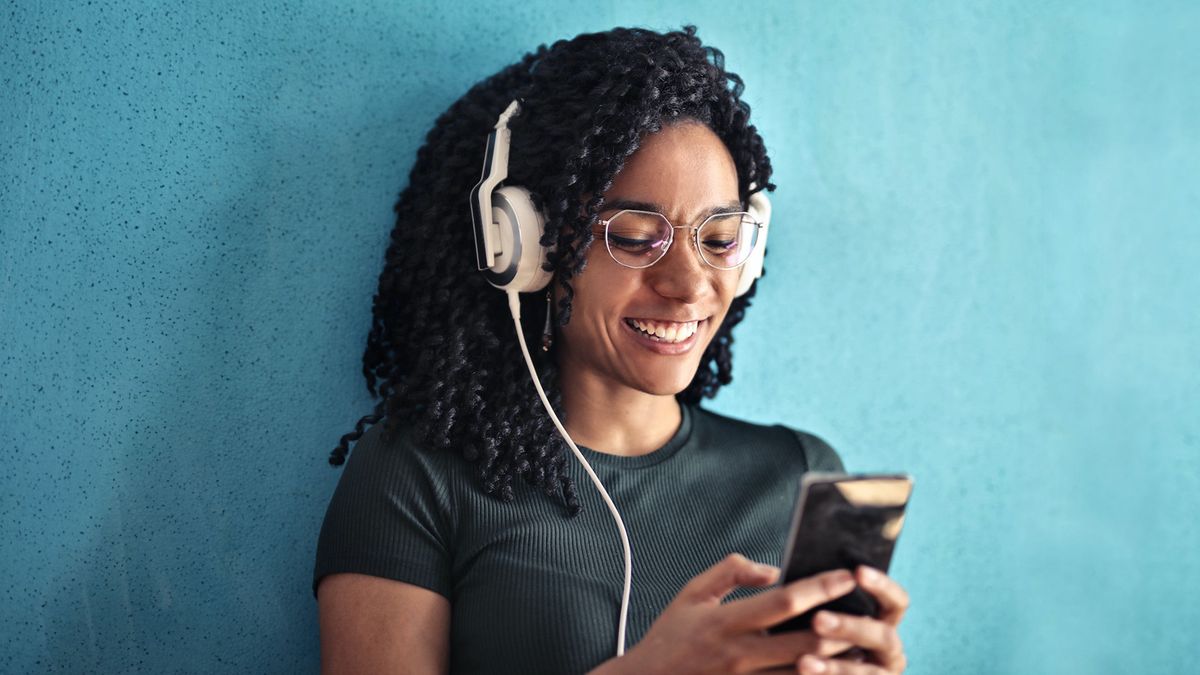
[697,212,759,269]
[606,211,672,268]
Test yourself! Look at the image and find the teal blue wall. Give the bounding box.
[3,1,1197,672]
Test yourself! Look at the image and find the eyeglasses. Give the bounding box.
[596,209,762,270]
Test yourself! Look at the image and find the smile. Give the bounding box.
[624,318,700,343]
[621,317,708,356]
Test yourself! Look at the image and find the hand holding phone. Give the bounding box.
[769,472,914,633]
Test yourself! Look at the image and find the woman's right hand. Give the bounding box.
[589,553,859,675]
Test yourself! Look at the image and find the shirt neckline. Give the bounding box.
[575,402,695,469]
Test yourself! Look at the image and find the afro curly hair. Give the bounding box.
[329,25,775,516]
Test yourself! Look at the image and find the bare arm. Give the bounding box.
[317,573,451,675]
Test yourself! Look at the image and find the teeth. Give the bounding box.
[628,319,699,343]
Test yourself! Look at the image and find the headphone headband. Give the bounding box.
[469,101,521,271]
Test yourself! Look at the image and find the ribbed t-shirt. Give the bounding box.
[313,402,844,674]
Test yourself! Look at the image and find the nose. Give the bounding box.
[646,231,711,304]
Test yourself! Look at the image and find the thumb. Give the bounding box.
[678,553,779,605]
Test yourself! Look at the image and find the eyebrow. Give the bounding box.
[600,198,745,219]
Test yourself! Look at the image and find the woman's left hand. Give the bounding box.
[796,566,909,674]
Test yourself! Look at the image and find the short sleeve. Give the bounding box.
[789,429,846,473]
[312,421,456,599]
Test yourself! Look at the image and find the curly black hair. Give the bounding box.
[328,25,775,516]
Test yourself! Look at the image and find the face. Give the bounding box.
[555,121,743,397]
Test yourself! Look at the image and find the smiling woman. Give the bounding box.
[313,25,910,675]
[556,122,744,428]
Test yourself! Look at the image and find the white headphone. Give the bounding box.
[467,99,772,659]
[469,100,771,297]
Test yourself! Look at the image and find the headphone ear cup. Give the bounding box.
[482,185,553,293]
[734,190,772,298]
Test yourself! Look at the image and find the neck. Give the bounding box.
[558,374,683,457]
[554,372,681,456]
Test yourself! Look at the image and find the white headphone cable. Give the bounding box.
[506,290,633,657]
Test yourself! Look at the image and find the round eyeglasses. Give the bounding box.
[597,209,762,270]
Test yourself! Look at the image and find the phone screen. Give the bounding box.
[768,472,913,633]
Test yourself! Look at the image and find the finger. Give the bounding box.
[677,553,780,604]
[855,566,910,625]
[811,612,904,669]
[798,654,893,675]
[720,569,857,631]
[732,630,853,670]
[836,647,868,662]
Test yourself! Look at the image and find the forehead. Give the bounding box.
[602,122,740,220]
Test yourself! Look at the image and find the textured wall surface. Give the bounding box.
[2,1,1198,672]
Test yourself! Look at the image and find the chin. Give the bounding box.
[631,363,702,397]
[638,382,690,397]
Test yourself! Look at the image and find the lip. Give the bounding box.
[625,316,707,323]
[621,317,706,355]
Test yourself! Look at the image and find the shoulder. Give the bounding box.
[338,417,460,487]
[690,404,846,473]
[784,428,846,473]
[344,416,422,464]
[329,417,474,530]
[314,416,461,598]
[321,416,464,544]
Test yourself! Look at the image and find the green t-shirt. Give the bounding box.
[313,402,844,674]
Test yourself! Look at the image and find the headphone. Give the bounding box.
[467,99,772,659]
[470,100,771,297]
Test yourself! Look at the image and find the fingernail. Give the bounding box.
[757,563,779,575]
[815,611,839,631]
[800,655,827,673]
[860,566,880,584]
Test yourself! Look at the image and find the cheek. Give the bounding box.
[706,275,741,328]
[565,257,641,317]
[715,271,740,304]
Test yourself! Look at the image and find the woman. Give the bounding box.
[314,26,909,674]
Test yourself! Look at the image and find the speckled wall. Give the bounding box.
[2,1,1197,673]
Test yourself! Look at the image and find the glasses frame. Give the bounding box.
[596,209,763,271]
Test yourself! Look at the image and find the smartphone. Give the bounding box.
[768,472,914,633]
